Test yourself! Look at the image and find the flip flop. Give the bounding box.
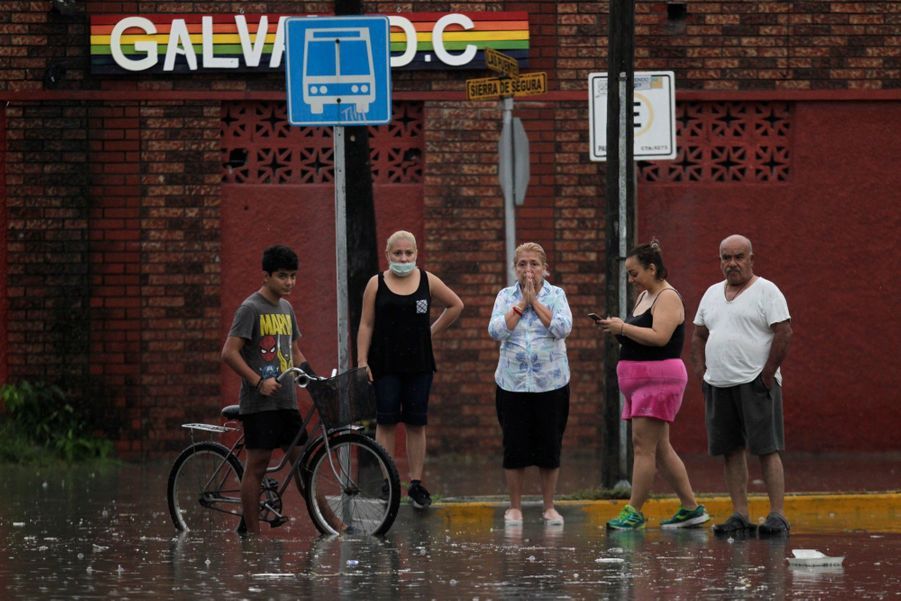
[504,509,523,525]
[542,510,564,526]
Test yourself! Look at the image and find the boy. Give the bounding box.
[220,244,313,534]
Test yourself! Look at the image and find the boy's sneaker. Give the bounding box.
[661,504,710,529]
[408,481,432,509]
[606,504,646,530]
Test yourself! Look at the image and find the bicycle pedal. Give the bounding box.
[270,516,289,528]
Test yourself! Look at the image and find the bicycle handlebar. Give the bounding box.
[277,366,327,388]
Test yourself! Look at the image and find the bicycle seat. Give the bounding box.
[221,405,241,420]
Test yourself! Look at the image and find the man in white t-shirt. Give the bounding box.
[691,235,793,537]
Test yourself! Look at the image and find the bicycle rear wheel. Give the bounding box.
[167,441,244,532]
[305,432,400,536]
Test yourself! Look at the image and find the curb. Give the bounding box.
[427,491,901,534]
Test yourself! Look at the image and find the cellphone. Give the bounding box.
[587,313,603,323]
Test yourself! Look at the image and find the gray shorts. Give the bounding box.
[703,374,784,456]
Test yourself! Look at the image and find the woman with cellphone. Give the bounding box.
[596,240,708,530]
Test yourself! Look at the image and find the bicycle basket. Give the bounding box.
[306,367,376,428]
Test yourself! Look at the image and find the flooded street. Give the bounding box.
[2,463,899,599]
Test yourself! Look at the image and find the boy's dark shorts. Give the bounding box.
[242,409,306,450]
[496,384,570,470]
[374,372,433,426]
[704,374,784,456]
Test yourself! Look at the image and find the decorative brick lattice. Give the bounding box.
[639,102,791,183]
[221,102,423,185]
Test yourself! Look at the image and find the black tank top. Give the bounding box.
[369,270,436,377]
[616,290,685,361]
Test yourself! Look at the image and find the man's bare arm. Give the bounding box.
[690,324,710,381]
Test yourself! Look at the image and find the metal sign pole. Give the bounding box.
[334,126,350,376]
[601,0,636,493]
[501,96,517,285]
[334,125,351,523]
[616,73,630,486]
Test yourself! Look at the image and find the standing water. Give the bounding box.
[1,463,898,599]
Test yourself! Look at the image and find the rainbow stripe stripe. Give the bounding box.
[89,12,529,74]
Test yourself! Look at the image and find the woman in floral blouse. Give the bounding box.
[488,242,573,526]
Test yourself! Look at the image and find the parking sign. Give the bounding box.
[285,16,392,126]
[588,71,676,161]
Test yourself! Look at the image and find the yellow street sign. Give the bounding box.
[484,47,519,78]
[467,76,503,100]
[466,72,547,101]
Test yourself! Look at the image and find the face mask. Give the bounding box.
[389,261,416,277]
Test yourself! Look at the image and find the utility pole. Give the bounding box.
[602,0,636,491]
[335,0,379,365]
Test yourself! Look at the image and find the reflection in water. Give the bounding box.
[790,565,845,587]
[0,464,898,599]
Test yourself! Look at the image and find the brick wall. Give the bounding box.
[632,1,899,90]
[1,1,899,456]
[4,102,91,383]
[138,101,222,454]
[2,2,898,94]
[1,97,222,456]
[88,101,142,453]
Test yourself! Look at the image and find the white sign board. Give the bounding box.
[588,71,676,161]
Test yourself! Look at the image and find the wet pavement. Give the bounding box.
[417,450,901,499]
[1,459,899,599]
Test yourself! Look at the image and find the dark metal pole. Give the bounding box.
[336,0,379,365]
[602,0,636,490]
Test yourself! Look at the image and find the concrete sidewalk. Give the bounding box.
[425,492,901,534]
[403,451,901,534]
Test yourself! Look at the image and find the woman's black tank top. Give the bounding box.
[615,290,685,361]
[369,270,436,377]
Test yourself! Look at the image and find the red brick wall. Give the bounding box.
[2,2,898,92]
[1,1,899,457]
[634,1,898,91]
[88,102,143,453]
[3,102,92,385]
[137,101,222,454]
[0,108,6,385]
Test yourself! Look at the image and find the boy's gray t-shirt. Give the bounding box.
[228,292,302,415]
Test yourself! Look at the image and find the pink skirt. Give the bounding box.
[616,359,688,423]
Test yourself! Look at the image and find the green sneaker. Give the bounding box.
[661,504,710,529]
[606,504,646,530]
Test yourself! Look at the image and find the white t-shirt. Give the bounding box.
[693,277,790,387]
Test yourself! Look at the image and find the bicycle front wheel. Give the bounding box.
[167,441,244,533]
[305,432,400,536]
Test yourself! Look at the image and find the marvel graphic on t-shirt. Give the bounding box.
[256,312,294,380]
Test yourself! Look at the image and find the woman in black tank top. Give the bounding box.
[356,231,463,508]
[596,241,709,530]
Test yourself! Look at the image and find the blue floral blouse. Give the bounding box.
[488,280,572,393]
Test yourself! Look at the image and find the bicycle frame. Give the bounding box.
[179,366,367,525]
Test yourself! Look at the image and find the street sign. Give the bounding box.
[285,16,392,126]
[466,71,547,101]
[588,71,677,161]
[484,47,519,78]
[498,116,529,206]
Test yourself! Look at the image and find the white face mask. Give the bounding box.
[389,261,416,277]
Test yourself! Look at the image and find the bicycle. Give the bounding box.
[166,366,401,536]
